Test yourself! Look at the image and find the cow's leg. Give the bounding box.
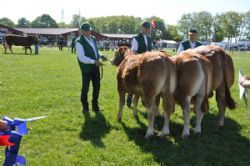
[216,88,227,128]
[9,46,13,54]
[160,92,174,137]
[4,42,7,54]
[117,91,126,121]
[132,95,139,120]
[30,47,32,54]
[194,95,204,134]
[145,96,156,139]
[155,94,161,116]
[25,47,27,55]
[181,97,191,138]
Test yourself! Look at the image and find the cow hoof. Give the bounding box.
[193,128,201,134]
[145,134,154,139]
[182,134,190,139]
[194,131,201,135]
[194,132,201,137]
[159,132,169,138]
[145,131,154,139]
[193,129,201,136]
[215,123,224,130]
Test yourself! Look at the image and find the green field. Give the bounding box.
[1,46,250,165]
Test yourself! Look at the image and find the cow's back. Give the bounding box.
[5,35,34,46]
[117,51,176,97]
[194,45,234,90]
[172,51,213,112]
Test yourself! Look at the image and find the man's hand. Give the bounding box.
[94,60,102,66]
[100,55,108,61]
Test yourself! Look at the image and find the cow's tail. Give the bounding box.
[195,56,209,113]
[225,85,235,110]
[223,52,236,110]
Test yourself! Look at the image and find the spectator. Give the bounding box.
[177,29,202,53]
[71,36,77,53]
[126,21,152,108]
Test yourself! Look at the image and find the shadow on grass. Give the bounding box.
[121,113,250,165]
[80,111,111,148]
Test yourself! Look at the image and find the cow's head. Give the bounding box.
[111,46,130,66]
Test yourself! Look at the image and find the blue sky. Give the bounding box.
[0,0,249,25]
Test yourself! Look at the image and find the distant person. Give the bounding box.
[76,22,107,112]
[71,36,77,53]
[58,36,64,51]
[126,21,152,108]
[34,35,39,55]
[177,29,202,53]
[239,76,250,88]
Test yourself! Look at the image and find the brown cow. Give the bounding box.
[111,47,161,118]
[193,45,235,128]
[112,46,177,138]
[4,34,38,54]
[171,50,213,137]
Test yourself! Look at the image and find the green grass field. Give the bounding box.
[1,46,250,165]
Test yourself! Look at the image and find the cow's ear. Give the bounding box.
[118,47,123,53]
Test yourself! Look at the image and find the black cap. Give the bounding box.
[189,29,198,34]
[141,21,151,29]
[80,22,92,31]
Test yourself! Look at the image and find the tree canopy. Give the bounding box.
[0,17,15,28]
[1,11,250,42]
[31,14,58,28]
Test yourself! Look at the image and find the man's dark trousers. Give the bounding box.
[81,67,100,109]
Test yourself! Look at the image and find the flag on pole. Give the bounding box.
[151,20,155,29]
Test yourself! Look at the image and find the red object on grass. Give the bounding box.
[0,135,15,146]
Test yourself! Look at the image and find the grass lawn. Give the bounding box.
[1,45,250,165]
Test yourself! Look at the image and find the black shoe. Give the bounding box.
[126,103,132,108]
[92,105,100,112]
[82,105,89,112]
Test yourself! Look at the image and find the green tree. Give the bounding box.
[212,15,224,42]
[165,25,182,41]
[177,11,213,41]
[58,22,70,28]
[31,14,58,28]
[87,16,141,34]
[149,16,166,39]
[240,11,250,40]
[0,17,15,28]
[194,11,213,42]
[245,11,250,32]
[218,11,242,43]
[177,13,193,39]
[16,17,30,28]
[70,15,87,28]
